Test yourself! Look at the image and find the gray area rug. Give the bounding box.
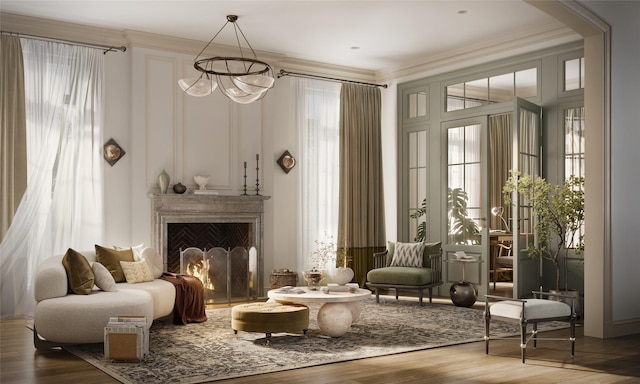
[65,297,567,384]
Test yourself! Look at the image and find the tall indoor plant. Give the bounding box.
[503,172,585,292]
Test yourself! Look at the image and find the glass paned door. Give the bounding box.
[444,117,489,300]
[511,97,542,298]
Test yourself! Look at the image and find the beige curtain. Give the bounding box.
[338,84,386,287]
[0,36,27,241]
[489,114,512,230]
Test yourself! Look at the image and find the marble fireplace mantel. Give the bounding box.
[149,193,270,296]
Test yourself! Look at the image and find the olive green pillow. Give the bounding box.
[95,244,134,283]
[62,248,95,295]
[421,241,442,267]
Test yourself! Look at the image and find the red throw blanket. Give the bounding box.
[160,273,208,325]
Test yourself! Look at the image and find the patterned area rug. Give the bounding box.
[65,297,567,384]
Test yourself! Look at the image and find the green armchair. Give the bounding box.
[366,241,443,306]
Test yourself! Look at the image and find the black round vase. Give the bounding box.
[449,281,478,307]
[172,182,187,194]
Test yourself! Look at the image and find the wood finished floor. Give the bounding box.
[2,288,639,384]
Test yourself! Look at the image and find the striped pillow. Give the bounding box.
[390,242,425,267]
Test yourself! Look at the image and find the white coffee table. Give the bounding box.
[267,287,371,337]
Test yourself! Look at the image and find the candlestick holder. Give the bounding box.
[242,162,248,195]
[255,155,261,196]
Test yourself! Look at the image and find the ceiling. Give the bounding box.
[1,1,577,73]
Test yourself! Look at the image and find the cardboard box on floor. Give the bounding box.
[104,315,148,362]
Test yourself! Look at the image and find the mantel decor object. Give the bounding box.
[103,138,125,166]
[158,170,170,194]
[173,182,187,194]
[277,150,296,174]
[194,174,210,190]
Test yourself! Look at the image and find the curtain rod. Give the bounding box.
[278,69,387,88]
[1,30,127,54]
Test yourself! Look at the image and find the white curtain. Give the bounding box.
[293,78,341,271]
[0,39,104,319]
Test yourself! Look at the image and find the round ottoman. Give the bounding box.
[231,302,309,341]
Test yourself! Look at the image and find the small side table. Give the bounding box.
[445,258,483,307]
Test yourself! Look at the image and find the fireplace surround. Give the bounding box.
[149,194,269,298]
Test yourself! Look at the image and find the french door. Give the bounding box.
[443,97,541,299]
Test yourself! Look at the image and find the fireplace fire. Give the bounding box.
[180,246,255,304]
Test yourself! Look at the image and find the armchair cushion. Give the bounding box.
[386,241,442,267]
[367,266,434,286]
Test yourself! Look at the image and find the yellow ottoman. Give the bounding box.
[231,302,309,342]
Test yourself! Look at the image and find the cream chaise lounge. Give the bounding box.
[33,247,176,349]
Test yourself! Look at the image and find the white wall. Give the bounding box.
[583,1,640,322]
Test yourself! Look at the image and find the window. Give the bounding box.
[446,68,538,112]
[295,78,341,270]
[564,106,585,248]
[564,57,584,91]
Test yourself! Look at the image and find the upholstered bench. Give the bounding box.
[366,241,443,305]
[231,302,309,342]
[484,291,577,363]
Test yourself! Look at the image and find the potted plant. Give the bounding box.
[503,172,584,305]
[410,198,428,242]
[447,188,481,245]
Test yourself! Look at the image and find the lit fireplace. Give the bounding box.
[180,246,255,304]
[149,194,269,302]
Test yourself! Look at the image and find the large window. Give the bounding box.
[564,106,585,247]
[294,78,341,270]
[446,68,537,112]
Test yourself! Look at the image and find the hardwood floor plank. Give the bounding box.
[2,296,640,384]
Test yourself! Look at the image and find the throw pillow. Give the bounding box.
[140,247,163,279]
[421,241,442,267]
[385,241,396,267]
[92,262,117,292]
[62,248,95,295]
[95,244,134,283]
[390,242,425,267]
[115,243,145,261]
[119,260,155,284]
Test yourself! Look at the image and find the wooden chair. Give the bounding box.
[484,291,577,363]
[491,240,513,289]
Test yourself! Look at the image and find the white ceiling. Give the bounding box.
[1,1,576,72]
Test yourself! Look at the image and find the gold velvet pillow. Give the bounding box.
[95,244,134,283]
[62,248,95,295]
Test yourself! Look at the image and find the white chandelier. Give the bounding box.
[178,15,275,104]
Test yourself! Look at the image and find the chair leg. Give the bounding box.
[374,288,380,303]
[533,323,538,348]
[428,288,433,303]
[484,310,490,355]
[521,322,527,363]
[570,316,576,357]
[418,289,424,306]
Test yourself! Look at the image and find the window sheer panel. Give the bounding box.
[0,39,104,319]
[295,78,341,271]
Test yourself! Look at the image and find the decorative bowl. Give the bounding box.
[193,174,210,190]
[302,269,325,290]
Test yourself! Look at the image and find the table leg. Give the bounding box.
[317,302,353,337]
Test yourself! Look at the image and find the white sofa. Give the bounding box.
[33,250,176,349]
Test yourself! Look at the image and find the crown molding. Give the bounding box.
[1,12,128,47]
[377,22,581,84]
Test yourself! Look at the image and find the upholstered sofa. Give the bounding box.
[33,246,176,349]
[366,241,443,305]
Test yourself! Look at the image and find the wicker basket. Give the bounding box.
[269,270,298,288]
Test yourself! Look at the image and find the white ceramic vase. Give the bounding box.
[330,267,354,285]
